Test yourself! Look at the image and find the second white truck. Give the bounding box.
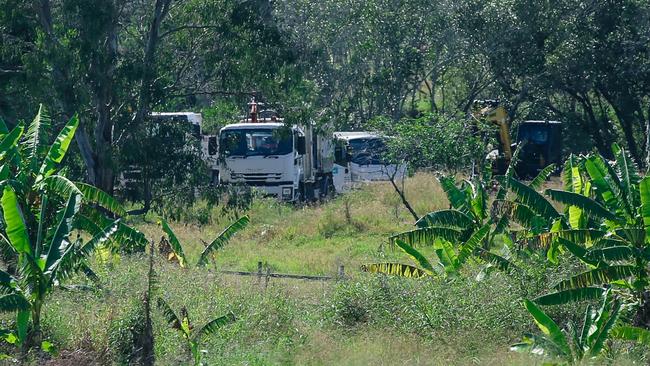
[332,131,407,192]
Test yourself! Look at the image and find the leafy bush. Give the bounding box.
[366,113,484,172]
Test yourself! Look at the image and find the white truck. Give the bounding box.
[332,131,407,191]
[149,112,219,179]
[216,101,335,201]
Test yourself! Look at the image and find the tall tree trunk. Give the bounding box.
[132,0,173,129]
[34,0,99,184]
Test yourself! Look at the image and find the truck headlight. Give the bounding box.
[282,187,292,199]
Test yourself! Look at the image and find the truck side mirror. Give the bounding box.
[296,136,306,155]
[345,146,353,162]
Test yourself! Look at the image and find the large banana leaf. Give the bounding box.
[545,189,620,223]
[508,177,560,220]
[439,176,469,212]
[1,186,30,255]
[529,164,556,190]
[529,229,607,249]
[435,240,459,273]
[389,226,461,247]
[589,298,621,356]
[76,182,126,217]
[612,143,641,210]
[586,245,633,262]
[563,155,582,193]
[611,326,650,345]
[395,239,436,275]
[41,175,83,197]
[584,156,630,219]
[38,115,79,180]
[457,224,490,263]
[197,215,249,266]
[640,176,650,239]
[534,287,606,306]
[0,294,30,312]
[196,312,236,338]
[468,180,488,221]
[555,265,635,291]
[23,105,51,172]
[0,125,24,163]
[491,200,547,232]
[159,220,187,267]
[361,263,428,278]
[44,194,81,271]
[415,209,473,229]
[557,238,599,266]
[523,299,571,357]
[75,210,147,252]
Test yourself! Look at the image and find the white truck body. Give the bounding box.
[217,118,335,201]
[333,131,407,192]
[118,112,219,189]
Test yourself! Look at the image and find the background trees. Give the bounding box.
[1,0,649,191]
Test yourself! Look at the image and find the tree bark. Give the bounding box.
[34,0,99,185]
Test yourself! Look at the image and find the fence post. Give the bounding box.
[337,265,345,279]
[264,266,271,290]
[257,261,263,286]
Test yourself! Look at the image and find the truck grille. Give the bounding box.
[230,172,283,183]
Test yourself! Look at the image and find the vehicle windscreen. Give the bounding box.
[219,128,292,157]
[348,138,388,165]
[518,125,549,145]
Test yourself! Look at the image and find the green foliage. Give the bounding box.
[157,297,235,365]
[367,113,483,171]
[0,106,139,351]
[159,216,249,268]
[513,289,650,363]
[366,173,516,279]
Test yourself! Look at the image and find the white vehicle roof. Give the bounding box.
[333,131,381,141]
[150,112,202,124]
[221,122,290,130]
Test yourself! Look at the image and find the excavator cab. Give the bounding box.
[515,120,562,177]
[471,99,562,178]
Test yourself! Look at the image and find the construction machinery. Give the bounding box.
[216,99,335,201]
[471,100,562,177]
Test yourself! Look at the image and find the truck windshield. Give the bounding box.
[219,128,292,157]
[348,138,388,165]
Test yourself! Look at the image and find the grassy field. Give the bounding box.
[13,173,649,365]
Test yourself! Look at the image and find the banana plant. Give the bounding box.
[157,297,235,365]
[362,157,535,279]
[158,215,250,268]
[0,106,144,349]
[501,145,650,310]
[512,289,650,364]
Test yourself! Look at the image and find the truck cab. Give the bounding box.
[333,132,406,191]
[217,102,334,201]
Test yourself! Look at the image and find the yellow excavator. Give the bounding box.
[471,99,562,177]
